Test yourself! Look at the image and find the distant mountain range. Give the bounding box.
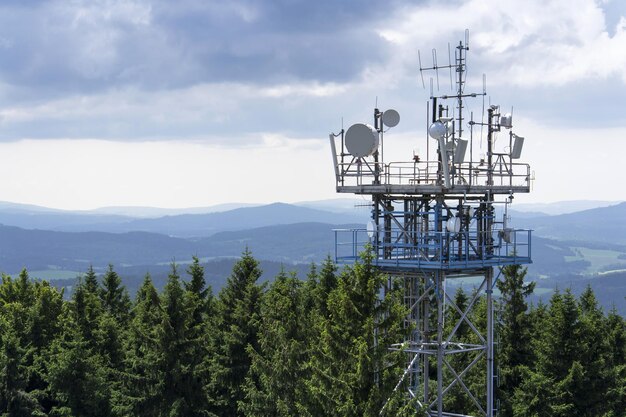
[513,202,626,245]
[0,201,368,237]
[0,199,624,314]
[90,203,260,217]
[0,221,361,273]
[512,200,621,216]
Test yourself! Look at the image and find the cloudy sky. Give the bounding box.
[0,0,625,210]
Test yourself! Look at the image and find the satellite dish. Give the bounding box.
[345,123,379,158]
[446,216,461,233]
[382,109,400,128]
[367,221,377,239]
[428,121,447,139]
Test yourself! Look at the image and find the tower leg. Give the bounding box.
[423,275,430,406]
[486,267,494,417]
[436,271,444,417]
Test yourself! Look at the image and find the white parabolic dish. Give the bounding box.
[367,220,377,238]
[446,216,461,233]
[428,121,447,139]
[382,109,400,127]
[345,123,379,158]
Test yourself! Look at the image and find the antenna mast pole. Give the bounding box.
[455,40,469,140]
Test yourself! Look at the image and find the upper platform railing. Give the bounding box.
[334,158,531,192]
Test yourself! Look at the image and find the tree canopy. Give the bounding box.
[0,253,622,417]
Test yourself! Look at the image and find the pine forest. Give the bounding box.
[0,249,624,417]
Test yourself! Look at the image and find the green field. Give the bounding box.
[564,247,626,274]
[21,270,81,281]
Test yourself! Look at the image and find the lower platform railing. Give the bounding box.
[334,228,532,270]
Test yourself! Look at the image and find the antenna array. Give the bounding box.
[419,29,485,141]
[327,30,534,417]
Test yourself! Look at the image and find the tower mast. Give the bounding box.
[329,32,532,417]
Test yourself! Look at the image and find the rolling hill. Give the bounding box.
[0,222,361,274]
[0,201,367,237]
[0,199,624,314]
[513,202,626,245]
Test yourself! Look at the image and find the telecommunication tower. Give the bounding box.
[328,31,532,417]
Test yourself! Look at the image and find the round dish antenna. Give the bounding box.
[345,123,379,158]
[428,121,447,139]
[367,220,377,239]
[446,216,461,233]
[382,109,400,127]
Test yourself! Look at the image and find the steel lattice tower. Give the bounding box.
[328,34,532,417]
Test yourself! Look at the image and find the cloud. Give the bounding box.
[376,0,626,87]
[1,0,626,208]
[365,0,626,128]
[0,1,154,96]
[0,79,357,142]
[0,0,395,100]
[0,0,625,145]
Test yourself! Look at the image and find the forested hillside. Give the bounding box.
[2,201,626,316]
[0,251,623,417]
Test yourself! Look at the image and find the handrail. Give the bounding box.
[333,158,531,189]
[333,228,532,269]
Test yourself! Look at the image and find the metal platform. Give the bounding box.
[333,160,531,196]
[334,228,531,271]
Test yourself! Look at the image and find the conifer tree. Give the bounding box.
[185,256,214,369]
[300,263,318,326]
[97,311,126,415]
[28,280,65,413]
[210,249,263,417]
[184,258,214,417]
[0,270,65,415]
[540,290,580,381]
[303,248,406,417]
[185,256,211,301]
[575,285,611,416]
[0,319,42,416]
[84,265,99,295]
[116,274,164,417]
[159,264,191,416]
[0,270,35,306]
[297,260,335,415]
[513,289,582,417]
[30,280,64,351]
[604,306,626,415]
[47,306,111,417]
[72,277,104,353]
[157,263,211,417]
[99,264,131,323]
[312,257,338,317]
[240,270,306,416]
[495,263,535,417]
